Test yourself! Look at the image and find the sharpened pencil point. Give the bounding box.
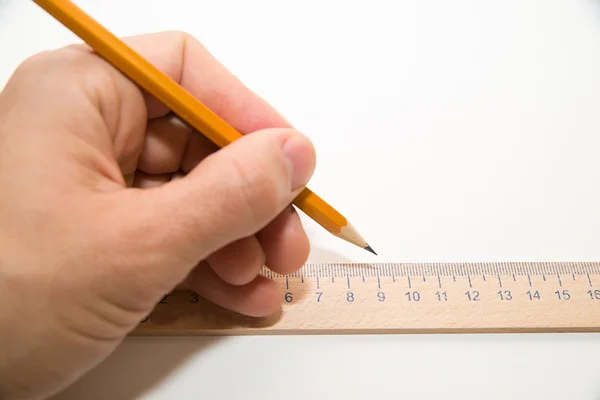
[364,245,377,255]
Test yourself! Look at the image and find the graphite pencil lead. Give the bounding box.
[364,245,377,255]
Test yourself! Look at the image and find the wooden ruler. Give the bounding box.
[131,262,600,335]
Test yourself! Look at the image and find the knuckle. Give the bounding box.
[16,50,53,71]
[10,49,66,82]
[161,29,192,41]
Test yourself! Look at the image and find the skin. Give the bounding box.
[0,31,316,399]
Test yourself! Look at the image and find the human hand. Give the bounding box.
[0,31,316,399]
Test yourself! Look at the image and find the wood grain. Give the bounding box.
[131,262,600,335]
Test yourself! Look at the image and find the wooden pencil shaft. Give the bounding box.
[132,262,600,335]
[31,0,350,239]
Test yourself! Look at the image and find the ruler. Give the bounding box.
[131,262,600,335]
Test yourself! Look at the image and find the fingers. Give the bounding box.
[137,114,191,175]
[117,127,315,284]
[175,128,315,254]
[187,262,282,317]
[257,206,311,275]
[116,31,293,134]
[5,31,294,187]
[180,129,219,173]
[206,236,265,286]
[132,171,172,188]
[205,208,310,285]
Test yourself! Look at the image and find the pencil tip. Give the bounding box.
[364,245,377,255]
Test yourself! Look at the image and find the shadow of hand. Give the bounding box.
[51,336,224,400]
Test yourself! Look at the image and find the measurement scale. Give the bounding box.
[132,262,600,335]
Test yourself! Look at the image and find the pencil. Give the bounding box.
[31,0,376,255]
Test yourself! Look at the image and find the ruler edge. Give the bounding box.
[130,261,600,336]
[129,327,600,336]
[262,261,600,278]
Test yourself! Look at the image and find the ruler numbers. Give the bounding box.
[271,262,600,305]
[134,262,600,335]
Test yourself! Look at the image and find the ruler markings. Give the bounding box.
[134,262,600,336]
[266,262,600,280]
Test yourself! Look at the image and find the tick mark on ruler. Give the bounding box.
[572,273,576,281]
[453,274,456,282]
[558,274,562,287]
[512,273,516,281]
[483,274,487,282]
[377,275,381,289]
[347,276,351,289]
[316,276,320,289]
[468,275,472,288]
[438,275,442,288]
[497,274,502,288]
[286,276,289,290]
[408,276,412,289]
[588,272,593,287]
[528,274,532,287]
[543,274,546,282]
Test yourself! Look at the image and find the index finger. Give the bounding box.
[95,31,312,275]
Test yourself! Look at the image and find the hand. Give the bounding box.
[0,31,316,399]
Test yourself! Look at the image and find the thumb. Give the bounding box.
[119,127,316,274]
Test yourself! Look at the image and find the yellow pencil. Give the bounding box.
[31,0,376,255]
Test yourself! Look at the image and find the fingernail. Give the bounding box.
[282,133,316,190]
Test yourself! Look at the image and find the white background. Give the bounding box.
[2,0,600,398]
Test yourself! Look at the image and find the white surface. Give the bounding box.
[2,0,600,398]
